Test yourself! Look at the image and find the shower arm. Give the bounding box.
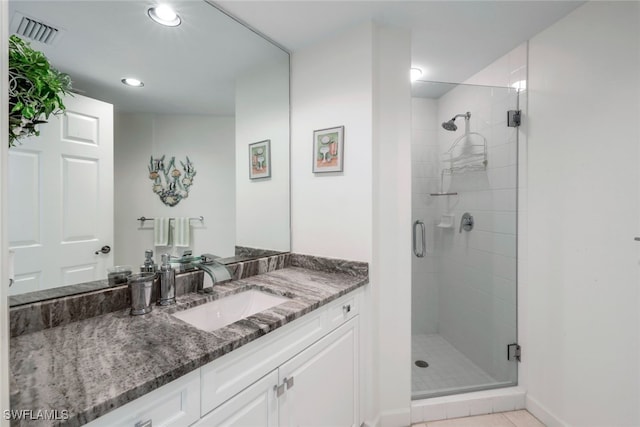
[453,112,471,134]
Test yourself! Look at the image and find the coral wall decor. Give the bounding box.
[148,155,196,206]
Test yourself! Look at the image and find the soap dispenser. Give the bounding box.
[140,250,158,273]
[159,253,176,306]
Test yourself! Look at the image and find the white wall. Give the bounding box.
[290,23,373,262]
[290,22,413,427]
[526,2,640,426]
[291,23,377,425]
[373,24,412,427]
[114,114,235,265]
[465,43,527,90]
[235,57,290,252]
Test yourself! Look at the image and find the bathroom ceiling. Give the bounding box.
[217,0,584,84]
[7,1,584,114]
[8,0,284,115]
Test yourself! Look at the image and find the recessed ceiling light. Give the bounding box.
[148,4,181,27]
[121,78,144,87]
[410,68,423,82]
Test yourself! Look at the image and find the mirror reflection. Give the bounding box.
[7,0,290,304]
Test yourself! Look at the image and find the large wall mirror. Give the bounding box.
[7,0,290,304]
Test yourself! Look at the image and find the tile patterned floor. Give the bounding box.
[412,410,546,427]
[412,334,496,396]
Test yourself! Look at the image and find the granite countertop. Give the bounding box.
[9,266,368,427]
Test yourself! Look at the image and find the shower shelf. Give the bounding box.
[437,213,455,228]
[443,131,488,174]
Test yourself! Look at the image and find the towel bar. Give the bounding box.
[137,216,204,224]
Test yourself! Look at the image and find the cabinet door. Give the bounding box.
[196,370,278,427]
[279,318,358,427]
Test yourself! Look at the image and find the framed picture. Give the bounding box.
[249,140,271,179]
[313,126,344,173]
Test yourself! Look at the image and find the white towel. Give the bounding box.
[154,218,170,246]
[174,217,190,247]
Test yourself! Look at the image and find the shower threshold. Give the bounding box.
[412,380,516,400]
[412,334,516,399]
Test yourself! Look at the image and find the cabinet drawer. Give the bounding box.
[325,293,358,332]
[85,369,200,427]
[201,309,324,415]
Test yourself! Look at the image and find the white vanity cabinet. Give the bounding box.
[85,288,362,427]
[278,319,358,427]
[195,318,359,427]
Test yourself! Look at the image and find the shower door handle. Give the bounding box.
[413,220,426,258]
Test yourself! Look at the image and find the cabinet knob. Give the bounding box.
[135,420,152,427]
[343,304,351,314]
[274,383,285,397]
[285,376,294,389]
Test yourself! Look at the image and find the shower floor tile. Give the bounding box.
[412,334,496,397]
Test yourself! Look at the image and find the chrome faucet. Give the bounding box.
[194,254,232,293]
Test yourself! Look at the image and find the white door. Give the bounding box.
[195,369,279,427]
[8,93,113,294]
[279,319,359,427]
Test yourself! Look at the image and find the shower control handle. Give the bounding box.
[460,213,474,233]
[413,220,426,258]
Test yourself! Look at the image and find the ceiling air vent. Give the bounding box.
[10,12,64,45]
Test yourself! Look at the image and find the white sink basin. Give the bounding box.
[172,290,290,332]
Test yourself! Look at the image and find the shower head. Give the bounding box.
[441,120,457,131]
[441,112,471,131]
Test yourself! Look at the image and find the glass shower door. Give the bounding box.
[411,81,519,399]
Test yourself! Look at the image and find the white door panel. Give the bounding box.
[8,94,113,295]
[7,149,40,246]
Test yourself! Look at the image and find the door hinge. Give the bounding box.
[507,110,521,127]
[507,343,521,362]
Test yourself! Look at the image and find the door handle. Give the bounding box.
[413,220,426,258]
[95,245,111,255]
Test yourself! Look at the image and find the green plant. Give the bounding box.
[8,34,72,147]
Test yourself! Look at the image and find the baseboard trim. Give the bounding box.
[526,395,570,427]
[362,414,381,427]
[379,408,411,427]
